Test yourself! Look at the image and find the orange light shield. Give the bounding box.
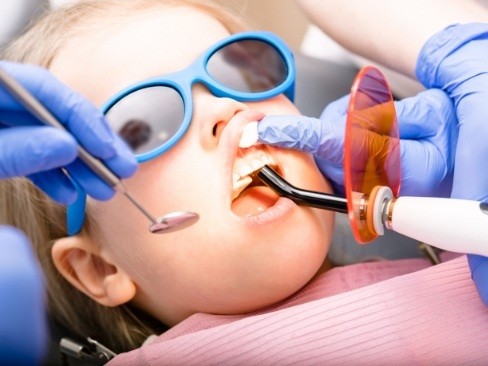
[344,66,401,243]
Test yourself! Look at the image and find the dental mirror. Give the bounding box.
[121,189,199,234]
[149,211,200,233]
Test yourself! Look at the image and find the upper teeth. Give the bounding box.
[232,148,276,200]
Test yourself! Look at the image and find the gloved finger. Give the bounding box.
[258,115,345,165]
[451,145,488,202]
[257,115,324,153]
[313,157,345,196]
[102,137,139,179]
[0,110,40,127]
[257,94,349,155]
[395,89,457,197]
[0,62,132,162]
[450,93,488,202]
[399,140,449,196]
[0,126,77,179]
[313,157,343,186]
[0,62,138,181]
[467,254,488,306]
[395,89,455,139]
[28,169,77,204]
[64,159,115,201]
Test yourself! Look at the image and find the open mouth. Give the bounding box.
[231,146,281,216]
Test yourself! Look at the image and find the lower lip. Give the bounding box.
[236,196,296,227]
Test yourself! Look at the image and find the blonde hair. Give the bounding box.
[1,0,247,353]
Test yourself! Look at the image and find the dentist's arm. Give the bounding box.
[296,0,488,78]
[0,61,137,204]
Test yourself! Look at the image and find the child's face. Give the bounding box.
[50,6,334,325]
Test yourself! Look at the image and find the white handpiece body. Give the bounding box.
[390,197,488,256]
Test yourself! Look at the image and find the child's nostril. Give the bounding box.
[212,121,225,138]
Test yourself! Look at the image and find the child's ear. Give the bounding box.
[52,236,136,307]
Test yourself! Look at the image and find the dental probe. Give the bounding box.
[0,69,198,234]
[258,165,488,257]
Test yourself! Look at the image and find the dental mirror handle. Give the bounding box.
[374,187,488,257]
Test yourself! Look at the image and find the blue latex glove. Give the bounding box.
[0,61,138,204]
[416,23,488,305]
[0,226,47,365]
[258,88,457,197]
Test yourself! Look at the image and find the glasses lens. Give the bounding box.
[344,66,400,243]
[105,86,184,156]
[207,39,287,93]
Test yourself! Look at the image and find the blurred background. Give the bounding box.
[218,0,310,50]
[0,0,425,98]
[1,0,310,51]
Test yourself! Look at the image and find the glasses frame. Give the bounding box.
[67,31,296,235]
[103,30,296,163]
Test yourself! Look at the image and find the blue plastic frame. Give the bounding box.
[67,31,296,235]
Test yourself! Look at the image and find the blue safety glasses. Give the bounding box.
[103,31,295,162]
[67,31,296,234]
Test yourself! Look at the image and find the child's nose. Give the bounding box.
[192,85,248,149]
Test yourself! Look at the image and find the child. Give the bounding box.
[1,0,334,353]
[4,2,488,364]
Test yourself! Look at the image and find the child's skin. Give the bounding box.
[49,6,334,327]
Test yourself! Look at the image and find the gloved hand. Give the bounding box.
[258,88,457,197]
[0,61,137,204]
[0,226,47,365]
[416,23,488,305]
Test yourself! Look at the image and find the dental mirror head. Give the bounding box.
[120,190,199,234]
[149,211,200,234]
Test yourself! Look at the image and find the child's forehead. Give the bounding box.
[110,9,226,66]
[51,6,231,104]
[111,9,230,76]
[104,7,229,49]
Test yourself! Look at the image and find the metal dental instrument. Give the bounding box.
[0,68,199,234]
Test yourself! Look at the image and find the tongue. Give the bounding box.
[231,186,280,216]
